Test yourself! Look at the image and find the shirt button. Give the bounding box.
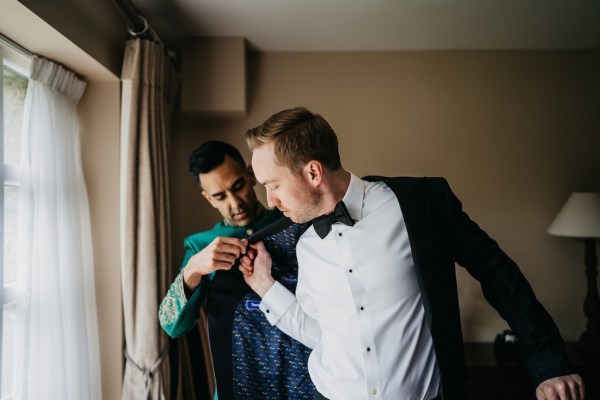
[265,309,270,313]
[246,229,253,235]
[348,269,353,273]
[371,388,378,396]
[338,232,342,237]
[360,306,364,310]
[366,347,371,352]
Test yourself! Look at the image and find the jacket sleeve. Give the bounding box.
[158,239,210,338]
[437,178,575,387]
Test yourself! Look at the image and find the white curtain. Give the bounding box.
[14,56,102,400]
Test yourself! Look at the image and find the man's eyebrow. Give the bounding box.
[260,179,276,186]
[208,177,244,197]
[208,189,225,198]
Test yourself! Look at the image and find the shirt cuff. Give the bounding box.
[259,280,296,325]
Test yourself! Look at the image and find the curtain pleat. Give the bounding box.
[120,38,179,400]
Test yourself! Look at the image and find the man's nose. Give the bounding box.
[229,193,243,209]
[266,191,278,208]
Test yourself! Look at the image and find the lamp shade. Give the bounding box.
[548,191,600,238]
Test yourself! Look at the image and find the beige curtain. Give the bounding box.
[120,38,178,400]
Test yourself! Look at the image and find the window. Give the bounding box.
[1,46,30,400]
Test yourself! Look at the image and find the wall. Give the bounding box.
[79,81,122,400]
[172,50,600,342]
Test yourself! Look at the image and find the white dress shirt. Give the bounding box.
[260,173,441,400]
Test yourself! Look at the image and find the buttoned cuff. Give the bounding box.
[259,280,296,325]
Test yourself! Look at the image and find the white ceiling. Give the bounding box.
[130,0,600,51]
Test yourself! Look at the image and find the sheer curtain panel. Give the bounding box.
[120,38,178,400]
[14,56,102,399]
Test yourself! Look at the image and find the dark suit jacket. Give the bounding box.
[363,176,574,400]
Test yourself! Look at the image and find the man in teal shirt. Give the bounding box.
[159,141,314,400]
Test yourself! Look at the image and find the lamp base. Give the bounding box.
[577,239,600,358]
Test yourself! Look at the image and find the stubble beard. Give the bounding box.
[290,186,323,224]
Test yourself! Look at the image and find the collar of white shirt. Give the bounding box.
[340,172,364,223]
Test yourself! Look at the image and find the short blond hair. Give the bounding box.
[245,107,341,175]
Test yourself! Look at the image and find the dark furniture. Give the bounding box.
[464,342,599,400]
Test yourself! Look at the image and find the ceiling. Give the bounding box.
[129,0,600,51]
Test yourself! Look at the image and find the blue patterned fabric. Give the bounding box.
[231,223,315,399]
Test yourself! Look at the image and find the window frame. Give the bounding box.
[1,44,31,400]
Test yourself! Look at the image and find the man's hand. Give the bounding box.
[239,241,275,297]
[536,374,585,400]
[182,237,247,291]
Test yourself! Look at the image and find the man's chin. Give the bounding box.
[227,216,252,227]
[285,213,311,224]
[281,210,295,221]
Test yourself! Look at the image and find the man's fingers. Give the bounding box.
[577,377,585,400]
[210,238,248,266]
[535,386,547,400]
[213,236,247,254]
[535,375,585,400]
[571,375,585,400]
[238,263,253,276]
[253,240,267,252]
[203,237,265,272]
[239,254,253,267]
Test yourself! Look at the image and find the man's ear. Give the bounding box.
[247,164,257,186]
[201,190,218,208]
[304,160,323,187]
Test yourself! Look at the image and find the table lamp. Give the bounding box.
[548,191,600,356]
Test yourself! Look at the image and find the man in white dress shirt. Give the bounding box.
[238,107,584,400]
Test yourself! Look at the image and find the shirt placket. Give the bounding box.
[333,223,383,400]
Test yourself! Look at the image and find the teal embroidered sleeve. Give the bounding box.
[159,271,204,338]
[159,230,219,338]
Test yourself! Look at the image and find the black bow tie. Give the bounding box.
[312,201,355,239]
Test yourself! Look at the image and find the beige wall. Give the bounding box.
[79,81,122,400]
[172,50,600,342]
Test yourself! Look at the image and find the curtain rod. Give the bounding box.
[0,32,33,58]
[109,0,149,37]
[109,0,176,59]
